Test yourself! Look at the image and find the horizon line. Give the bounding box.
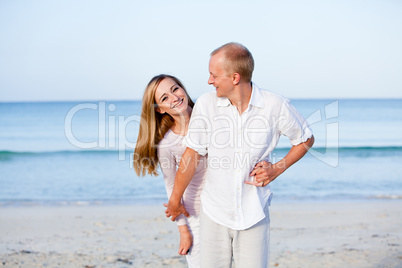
[1,97,402,104]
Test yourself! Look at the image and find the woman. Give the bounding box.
[134,74,206,268]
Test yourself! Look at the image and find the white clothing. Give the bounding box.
[200,206,270,268]
[158,130,207,268]
[185,215,200,268]
[184,83,313,230]
[158,129,207,225]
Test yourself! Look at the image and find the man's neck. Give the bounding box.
[228,82,252,115]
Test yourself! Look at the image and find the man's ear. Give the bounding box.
[232,73,241,85]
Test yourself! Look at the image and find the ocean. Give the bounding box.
[1,99,402,206]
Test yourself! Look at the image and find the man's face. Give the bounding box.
[208,53,234,98]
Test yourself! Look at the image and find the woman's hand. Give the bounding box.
[178,225,193,255]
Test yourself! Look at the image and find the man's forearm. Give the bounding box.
[170,147,200,203]
[278,135,314,171]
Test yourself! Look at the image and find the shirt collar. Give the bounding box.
[216,96,231,107]
[216,82,265,108]
[249,82,265,108]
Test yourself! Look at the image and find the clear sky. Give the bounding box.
[1,0,401,101]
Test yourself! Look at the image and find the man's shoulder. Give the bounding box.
[193,91,218,109]
[257,85,283,98]
[195,91,216,103]
[257,86,288,105]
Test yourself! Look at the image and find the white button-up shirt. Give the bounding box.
[184,83,313,230]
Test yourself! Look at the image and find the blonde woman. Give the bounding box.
[134,74,206,268]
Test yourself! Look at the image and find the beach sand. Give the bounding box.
[0,201,401,267]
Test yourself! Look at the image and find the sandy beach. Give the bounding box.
[0,201,401,268]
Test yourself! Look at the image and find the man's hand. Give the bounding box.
[163,199,189,221]
[245,161,284,187]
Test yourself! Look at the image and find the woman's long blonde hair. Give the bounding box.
[133,74,195,176]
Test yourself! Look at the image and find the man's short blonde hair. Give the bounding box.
[211,42,254,83]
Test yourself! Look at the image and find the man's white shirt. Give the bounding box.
[184,83,313,230]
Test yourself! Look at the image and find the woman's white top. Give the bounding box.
[157,129,207,225]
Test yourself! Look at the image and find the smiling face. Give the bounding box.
[154,77,190,119]
[208,52,235,98]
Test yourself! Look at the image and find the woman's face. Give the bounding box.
[154,78,190,117]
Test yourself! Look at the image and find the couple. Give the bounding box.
[134,42,314,268]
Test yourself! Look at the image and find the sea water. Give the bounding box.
[1,99,401,206]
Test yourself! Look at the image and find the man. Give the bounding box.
[166,42,314,267]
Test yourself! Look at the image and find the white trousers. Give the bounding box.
[185,215,200,268]
[200,208,270,268]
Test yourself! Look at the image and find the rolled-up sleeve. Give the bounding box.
[184,99,211,156]
[277,98,313,146]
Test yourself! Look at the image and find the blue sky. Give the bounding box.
[1,0,401,101]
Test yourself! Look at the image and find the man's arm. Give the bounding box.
[247,136,315,186]
[165,147,201,221]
